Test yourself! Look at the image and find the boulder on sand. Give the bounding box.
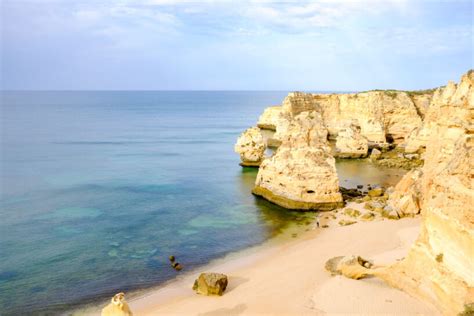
[193,273,228,296]
[101,293,133,316]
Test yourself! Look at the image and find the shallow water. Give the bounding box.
[0,91,404,314]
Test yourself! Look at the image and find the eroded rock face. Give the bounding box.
[380,70,474,315]
[253,111,343,210]
[257,106,282,130]
[386,169,422,217]
[234,127,266,167]
[101,293,133,316]
[193,273,228,296]
[335,123,369,158]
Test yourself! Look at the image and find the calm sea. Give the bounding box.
[0,91,404,314]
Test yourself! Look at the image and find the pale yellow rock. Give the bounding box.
[253,111,343,210]
[257,106,282,130]
[234,127,266,166]
[335,123,368,158]
[101,293,133,316]
[386,169,422,216]
[281,92,317,116]
[380,70,474,315]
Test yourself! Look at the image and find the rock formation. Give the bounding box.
[386,169,422,217]
[380,70,474,315]
[101,293,133,316]
[326,70,474,315]
[335,123,369,158]
[234,127,266,167]
[253,111,343,210]
[257,106,281,130]
[193,273,228,296]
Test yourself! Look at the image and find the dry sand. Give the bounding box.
[108,210,440,316]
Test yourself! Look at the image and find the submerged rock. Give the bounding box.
[234,127,266,167]
[101,293,133,316]
[253,111,343,210]
[193,273,228,296]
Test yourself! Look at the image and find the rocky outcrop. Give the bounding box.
[101,293,133,316]
[381,70,474,315]
[404,82,459,153]
[193,273,228,296]
[335,123,368,158]
[257,106,281,130]
[330,70,474,315]
[253,111,343,210]
[256,89,427,151]
[386,169,422,217]
[325,256,374,280]
[234,127,266,167]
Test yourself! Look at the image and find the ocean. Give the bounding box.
[0,91,404,314]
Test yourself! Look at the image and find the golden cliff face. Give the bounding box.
[261,89,427,147]
[253,111,343,210]
[381,70,474,315]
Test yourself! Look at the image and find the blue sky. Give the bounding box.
[1,0,472,90]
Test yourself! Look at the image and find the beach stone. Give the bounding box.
[338,219,357,226]
[344,208,361,218]
[361,212,376,221]
[193,273,228,296]
[370,148,382,160]
[368,187,384,197]
[325,255,374,280]
[361,195,371,202]
[169,255,175,262]
[101,293,133,316]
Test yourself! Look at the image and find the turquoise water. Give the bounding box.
[0,92,405,314]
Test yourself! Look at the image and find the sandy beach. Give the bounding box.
[96,210,440,316]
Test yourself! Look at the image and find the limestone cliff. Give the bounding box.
[259,89,426,148]
[253,111,343,210]
[257,106,281,130]
[379,70,474,315]
[335,123,369,158]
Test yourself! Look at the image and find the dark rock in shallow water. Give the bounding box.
[193,273,228,296]
[169,255,175,262]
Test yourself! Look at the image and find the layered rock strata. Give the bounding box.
[234,127,266,167]
[327,70,474,315]
[253,111,343,210]
[379,70,474,315]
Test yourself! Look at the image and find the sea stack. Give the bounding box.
[234,126,266,167]
[253,111,343,210]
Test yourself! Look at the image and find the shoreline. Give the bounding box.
[84,205,439,315]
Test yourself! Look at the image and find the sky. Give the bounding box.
[1,0,473,91]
